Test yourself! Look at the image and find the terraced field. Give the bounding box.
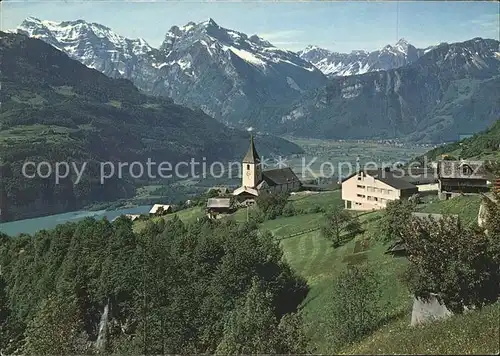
[275,208,410,352]
[258,191,485,352]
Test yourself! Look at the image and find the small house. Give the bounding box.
[112,214,140,223]
[385,240,407,257]
[207,198,232,219]
[125,214,140,222]
[149,204,172,216]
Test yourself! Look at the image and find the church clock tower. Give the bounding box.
[242,134,262,188]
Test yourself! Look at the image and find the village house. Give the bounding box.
[342,166,442,211]
[437,160,489,200]
[342,168,419,211]
[125,214,140,222]
[207,198,232,219]
[111,214,141,223]
[232,135,302,200]
[149,204,173,216]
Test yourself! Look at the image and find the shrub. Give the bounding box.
[282,203,296,217]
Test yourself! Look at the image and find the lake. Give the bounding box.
[0,205,152,237]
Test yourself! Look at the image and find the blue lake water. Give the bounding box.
[0,205,152,237]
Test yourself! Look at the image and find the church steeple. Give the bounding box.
[243,134,260,163]
[242,133,262,188]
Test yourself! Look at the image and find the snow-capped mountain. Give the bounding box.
[16,17,328,128]
[298,39,430,77]
[285,37,500,142]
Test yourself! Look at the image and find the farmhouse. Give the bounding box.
[233,135,302,199]
[207,198,232,219]
[149,204,172,216]
[342,168,419,211]
[437,160,489,200]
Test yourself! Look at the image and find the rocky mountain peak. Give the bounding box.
[299,39,425,77]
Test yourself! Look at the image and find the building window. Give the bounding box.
[357,185,365,189]
[462,165,472,176]
[246,164,250,170]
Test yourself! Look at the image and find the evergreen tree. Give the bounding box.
[216,279,279,355]
[23,293,89,355]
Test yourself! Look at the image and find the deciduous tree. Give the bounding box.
[321,206,361,247]
[378,199,416,242]
[402,214,500,313]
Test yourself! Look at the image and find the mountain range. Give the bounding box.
[282,38,500,142]
[16,17,328,128]
[297,39,431,77]
[12,17,500,143]
[0,31,303,222]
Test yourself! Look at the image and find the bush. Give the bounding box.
[282,203,296,217]
[255,192,290,221]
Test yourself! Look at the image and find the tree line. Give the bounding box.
[0,216,309,354]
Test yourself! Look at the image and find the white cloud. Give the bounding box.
[258,29,304,41]
[466,14,499,31]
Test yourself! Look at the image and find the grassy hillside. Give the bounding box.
[416,195,482,226]
[133,190,490,353]
[343,301,499,354]
[193,189,495,352]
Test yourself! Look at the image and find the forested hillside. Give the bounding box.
[420,119,500,161]
[0,217,309,354]
[0,31,303,222]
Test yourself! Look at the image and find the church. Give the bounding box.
[232,135,302,199]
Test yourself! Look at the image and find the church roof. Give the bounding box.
[262,167,301,187]
[243,135,260,163]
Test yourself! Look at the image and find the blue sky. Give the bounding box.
[2,1,499,52]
